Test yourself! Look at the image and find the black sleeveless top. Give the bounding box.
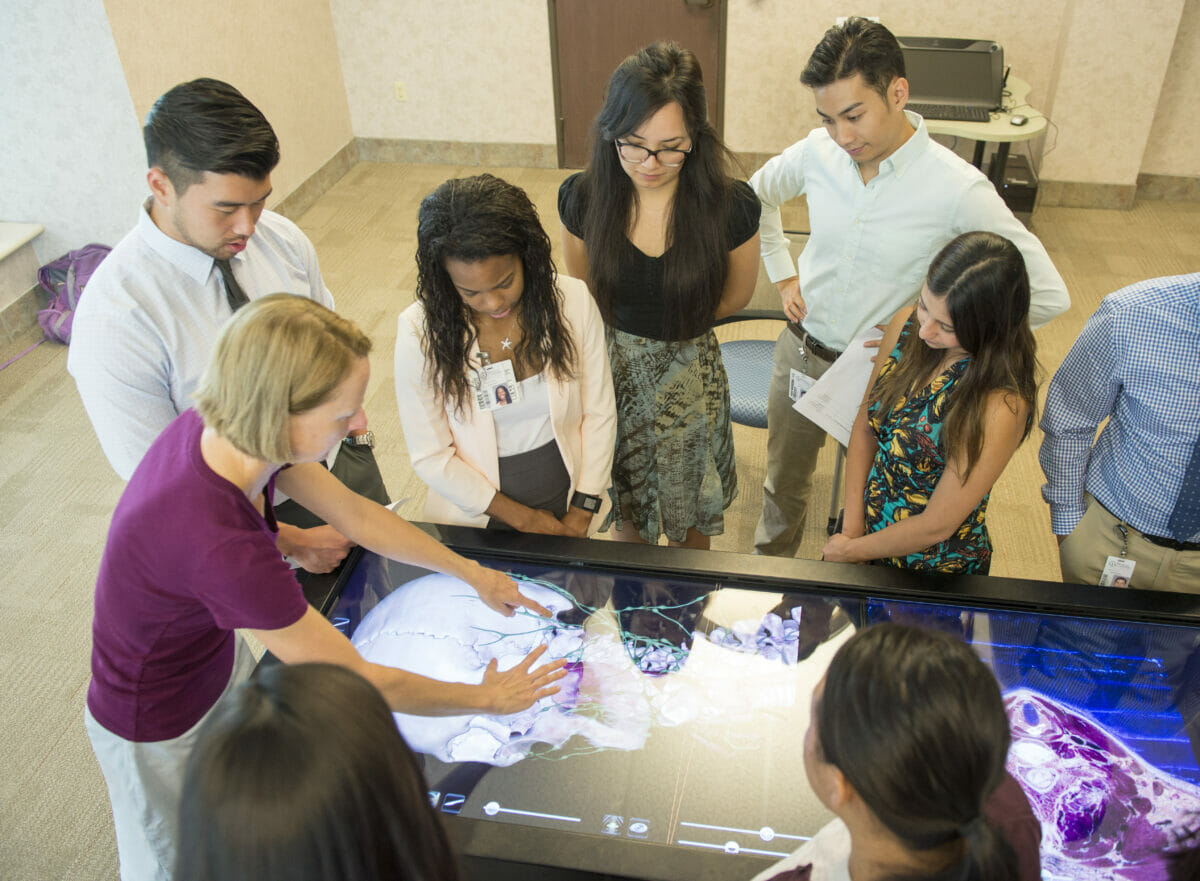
[558,173,760,341]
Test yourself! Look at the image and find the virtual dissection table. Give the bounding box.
[309,527,1200,881]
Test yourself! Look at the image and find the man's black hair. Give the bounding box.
[144,78,280,192]
[800,17,906,99]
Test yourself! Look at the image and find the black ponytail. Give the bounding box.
[817,625,1020,881]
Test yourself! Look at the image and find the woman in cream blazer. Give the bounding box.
[394,175,616,536]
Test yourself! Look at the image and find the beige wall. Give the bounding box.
[330,0,557,143]
[1142,0,1200,177]
[1039,0,1186,184]
[331,0,1200,190]
[725,2,1068,155]
[0,0,146,265]
[102,0,355,208]
[5,0,1197,268]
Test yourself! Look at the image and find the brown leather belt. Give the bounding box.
[787,322,842,362]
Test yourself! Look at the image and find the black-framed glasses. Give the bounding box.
[614,140,692,167]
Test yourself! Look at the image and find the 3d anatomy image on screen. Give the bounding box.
[327,552,1200,881]
[868,600,1200,881]
[331,557,848,868]
[350,571,823,767]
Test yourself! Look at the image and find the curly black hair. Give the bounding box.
[415,174,576,414]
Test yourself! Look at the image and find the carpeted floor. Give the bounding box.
[0,161,1196,879]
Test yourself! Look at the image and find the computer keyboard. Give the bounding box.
[907,103,993,123]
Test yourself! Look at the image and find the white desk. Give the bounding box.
[921,77,1046,188]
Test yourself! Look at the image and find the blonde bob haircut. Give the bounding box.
[194,294,372,462]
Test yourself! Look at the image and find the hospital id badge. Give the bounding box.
[474,360,520,412]
[1099,556,1136,588]
[789,368,815,403]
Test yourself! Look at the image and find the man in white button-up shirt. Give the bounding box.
[750,18,1069,558]
[69,78,363,573]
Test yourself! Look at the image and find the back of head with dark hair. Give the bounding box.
[817,624,1018,881]
[415,173,575,414]
[176,663,460,881]
[800,16,906,98]
[579,41,739,339]
[144,78,280,192]
[1168,820,1200,881]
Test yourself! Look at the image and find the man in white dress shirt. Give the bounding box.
[750,18,1069,557]
[69,78,376,572]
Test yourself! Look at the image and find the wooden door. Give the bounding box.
[549,0,726,168]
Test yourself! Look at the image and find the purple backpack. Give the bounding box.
[37,243,111,343]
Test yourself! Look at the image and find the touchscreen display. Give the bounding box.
[327,552,1200,881]
[328,554,857,878]
[866,599,1200,881]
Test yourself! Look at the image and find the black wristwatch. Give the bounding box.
[570,491,602,513]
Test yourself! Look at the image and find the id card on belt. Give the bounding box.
[789,368,815,403]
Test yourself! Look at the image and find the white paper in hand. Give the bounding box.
[793,327,885,447]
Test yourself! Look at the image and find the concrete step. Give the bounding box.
[0,223,46,344]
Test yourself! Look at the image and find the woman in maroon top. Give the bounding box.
[86,295,564,881]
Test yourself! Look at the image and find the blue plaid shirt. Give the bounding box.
[1040,273,1200,540]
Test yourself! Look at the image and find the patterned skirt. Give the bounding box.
[605,327,737,543]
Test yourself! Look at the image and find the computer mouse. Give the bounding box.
[1010,114,1029,126]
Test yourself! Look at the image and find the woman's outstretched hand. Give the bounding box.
[468,564,553,617]
[479,644,567,714]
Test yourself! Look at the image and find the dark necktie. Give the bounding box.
[1168,435,1200,542]
[215,259,249,312]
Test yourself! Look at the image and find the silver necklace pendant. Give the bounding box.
[500,336,514,351]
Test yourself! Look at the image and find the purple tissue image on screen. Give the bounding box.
[868,599,1200,881]
[1006,689,1197,881]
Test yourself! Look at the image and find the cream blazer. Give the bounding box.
[393,275,616,531]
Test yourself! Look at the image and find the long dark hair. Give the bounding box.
[579,42,739,340]
[176,663,460,881]
[818,624,1018,881]
[869,231,1039,480]
[415,174,576,414]
[1168,820,1200,881]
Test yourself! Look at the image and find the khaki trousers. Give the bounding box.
[1059,494,1200,593]
[754,327,836,557]
[85,636,257,881]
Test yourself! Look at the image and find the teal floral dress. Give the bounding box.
[864,329,991,574]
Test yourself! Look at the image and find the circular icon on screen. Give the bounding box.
[629,821,648,834]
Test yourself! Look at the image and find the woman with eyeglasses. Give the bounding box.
[558,42,761,549]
